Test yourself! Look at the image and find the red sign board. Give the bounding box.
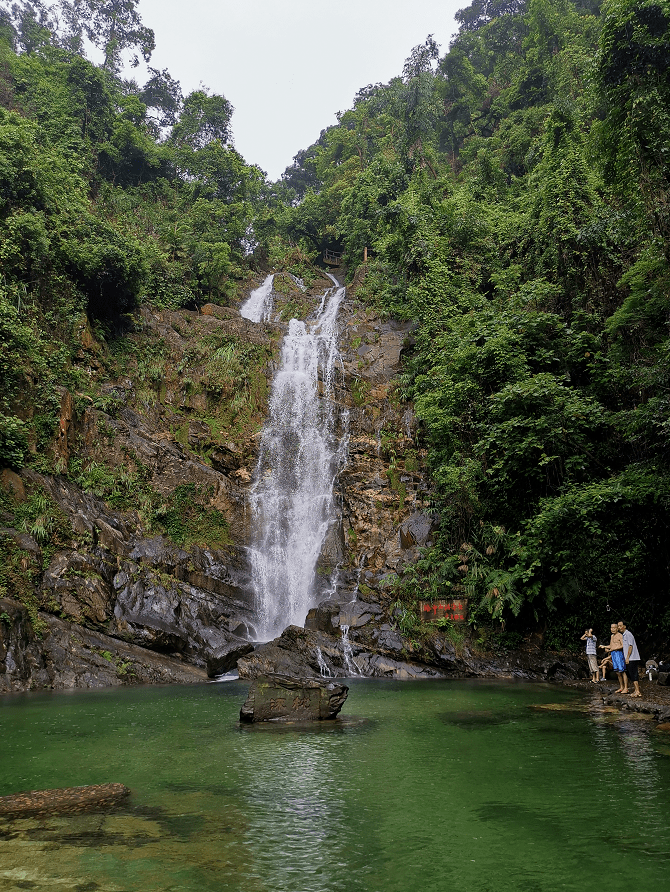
[419,600,468,623]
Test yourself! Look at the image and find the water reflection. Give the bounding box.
[589,698,670,859]
[236,732,365,892]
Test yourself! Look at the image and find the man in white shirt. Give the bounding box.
[617,621,641,698]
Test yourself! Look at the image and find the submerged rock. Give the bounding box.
[240,674,348,723]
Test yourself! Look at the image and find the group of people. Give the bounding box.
[581,621,642,697]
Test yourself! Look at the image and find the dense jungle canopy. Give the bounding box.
[1,0,670,648]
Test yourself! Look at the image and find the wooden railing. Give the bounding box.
[323,249,343,265]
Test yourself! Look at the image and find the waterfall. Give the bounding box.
[246,275,347,640]
[316,647,332,678]
[240,274,274,322]
[340,625,360,676]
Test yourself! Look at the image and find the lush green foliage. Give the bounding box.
[3,0,670,647]
[0,1,268,468]
[272,0,670,645]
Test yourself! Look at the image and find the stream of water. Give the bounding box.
[243,275,347,640]
[1,681,669,892]
[240,274,275,323]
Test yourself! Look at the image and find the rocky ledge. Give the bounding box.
[1,464,255,692]
[1,597,206,690]
[237,598,583,683]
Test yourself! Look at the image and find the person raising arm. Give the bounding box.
[580,628,599,683]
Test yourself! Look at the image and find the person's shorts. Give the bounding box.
[587,654,598,673]
[626,660,639,682]
[611,649,626,672]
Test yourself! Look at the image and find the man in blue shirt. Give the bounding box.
[617,621,642,698]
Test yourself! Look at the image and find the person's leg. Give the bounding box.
[616,671,626,693]
[628,661,641,697]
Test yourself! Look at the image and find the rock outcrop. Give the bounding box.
[238,624,449,680]
[0,598,207,692]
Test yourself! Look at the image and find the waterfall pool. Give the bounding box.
[1,679,669,891]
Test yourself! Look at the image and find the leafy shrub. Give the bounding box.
[0,414,27,468]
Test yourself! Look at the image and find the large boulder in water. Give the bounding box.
[237,625,324,678]
[240,674,348,723]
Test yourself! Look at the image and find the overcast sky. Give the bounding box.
[137,1,464,180]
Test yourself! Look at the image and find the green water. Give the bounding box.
[1,680,669,892]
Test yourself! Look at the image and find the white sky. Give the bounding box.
[137,1,463,180]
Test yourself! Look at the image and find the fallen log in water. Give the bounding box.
[0,783,130,818]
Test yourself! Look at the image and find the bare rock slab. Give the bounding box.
[240,675,348,723]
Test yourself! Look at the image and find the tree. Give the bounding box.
[74,0,155,73]
[529,101,596,300]
[400,37,442,172]
[455,0,528,33]
[597,0,670,251]
[4,1,53,54]
[171,89,234,150]
[140,66,182,130]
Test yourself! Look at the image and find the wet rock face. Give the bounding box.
[0,598,52,692]
[110,551,253,667]
[43,550,115,627]
[239,675,349,723]
[1,464,258,689]
[39,539,255,667]
[0,598,207,692]
[312,297,436,597]
[305,598,383,633]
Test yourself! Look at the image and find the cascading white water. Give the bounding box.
[315,647,332,678]
[246,275,347,640]
[240,273,274,322]
[340,625,360,676]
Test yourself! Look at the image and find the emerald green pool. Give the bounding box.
[1,679,669,891]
